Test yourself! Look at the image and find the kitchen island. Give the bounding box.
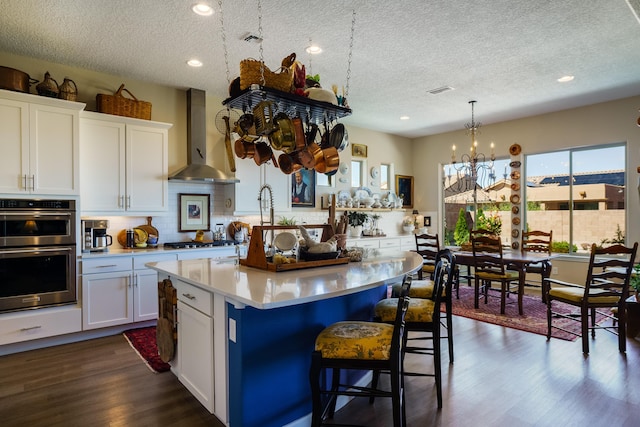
[146,250,422,427]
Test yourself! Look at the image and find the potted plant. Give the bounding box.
[347,211,368,237]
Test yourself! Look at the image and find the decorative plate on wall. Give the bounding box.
[510,194,520,204]
[511,183,520,191]
[512,205,520,214]
[512,217,521,225]
[509,143,522,156]
[512,229,520,238]
[510,170,521,180]
[512,241,520,249]
[509,160,522,168]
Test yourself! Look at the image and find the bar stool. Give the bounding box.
[374,249,455,409]
[309,275,412,427]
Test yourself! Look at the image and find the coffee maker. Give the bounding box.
[81,219,113,252]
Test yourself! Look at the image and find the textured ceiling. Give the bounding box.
[1,0,640,138]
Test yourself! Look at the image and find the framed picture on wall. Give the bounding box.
[351,143,368,158]
[179,193,210,231]
[395,175,414,209]
[292,169,315,207]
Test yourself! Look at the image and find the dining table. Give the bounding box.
[450,249,555,315]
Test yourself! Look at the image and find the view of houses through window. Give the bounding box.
[442,143,626,254]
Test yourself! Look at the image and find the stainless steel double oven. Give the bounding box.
[0,198,77,312]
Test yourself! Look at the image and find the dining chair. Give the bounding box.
[521,229,553,301]
[414,233,439,280]
[471,229,519,314]
[309,275,412,427]
[374,249,455,409]
[546,242,638,354]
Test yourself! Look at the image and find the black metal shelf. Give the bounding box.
[222,85,352,124]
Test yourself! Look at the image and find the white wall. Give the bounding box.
[411,95,640,247]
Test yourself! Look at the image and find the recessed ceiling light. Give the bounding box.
[187,59,203,67]
[557,75,574,83]
[306,45,322,54]
[400,116,410,121]
[192,3,214,16]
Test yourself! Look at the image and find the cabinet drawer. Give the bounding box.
[134,253,177,270]
[380,238,401,249]
[82,257,132,274]
[176,247,236,260]
[0,306,82,346]
[400,237,416,250]
[356,239,379,249]
[174,280,213,316]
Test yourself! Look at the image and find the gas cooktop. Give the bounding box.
[163,240,237,249]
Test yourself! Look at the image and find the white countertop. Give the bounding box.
[146,250,423,310]
[79,245,237,259]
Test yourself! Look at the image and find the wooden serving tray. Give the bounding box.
[240,224,346,272]
[241,256,349,272]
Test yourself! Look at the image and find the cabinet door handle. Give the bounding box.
[119,195,124,208]
[22,174,28,190]
[30,174,35,191]
[95,264,118,269]
[126,196,131,209]
[182,293,196,300]
[20,325,42,332]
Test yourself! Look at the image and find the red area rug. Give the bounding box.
[450,286,606,341]
[123,326,171,373]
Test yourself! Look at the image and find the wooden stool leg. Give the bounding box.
[309,351,323,427]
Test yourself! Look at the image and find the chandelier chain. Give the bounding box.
[257,0,265,85]
[345,9,356,97]
[217,0,230,86]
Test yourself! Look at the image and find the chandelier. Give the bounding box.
[444,101,499,212]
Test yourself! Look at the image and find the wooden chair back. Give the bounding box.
[521,230,552,255]
[470,231,507,276]
[415,233,439,277]
[584,242,638,301]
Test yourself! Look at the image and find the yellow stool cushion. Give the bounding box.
[392,279,436,299]
[375,298,435,323]
[476,270,519,281]
[548,287,620,304]
[422,263,435,274]
[315,321,394,360]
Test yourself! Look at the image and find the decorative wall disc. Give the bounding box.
[509,143,522,155]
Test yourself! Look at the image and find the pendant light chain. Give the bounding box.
[345,9,356,98]
[257,0,265,85]
[217,0,231,86]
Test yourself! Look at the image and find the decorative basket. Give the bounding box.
[239,53,296,92]
[96,84,151,120]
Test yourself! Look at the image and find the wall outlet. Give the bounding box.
[552,267,559,275]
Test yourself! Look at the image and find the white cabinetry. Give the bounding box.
[176,247,237,261]
[0,306,82,347]
[173,280,215,413]
[79,111,171,214]
[234,160,290,215]
[0,89,83,195]
[81,253,177,329]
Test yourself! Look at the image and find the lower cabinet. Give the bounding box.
[0,305,82,347]
[81,253,177,330]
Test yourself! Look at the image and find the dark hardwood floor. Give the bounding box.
[1,315,639,427]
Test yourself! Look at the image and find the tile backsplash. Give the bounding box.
[83,181,414,248]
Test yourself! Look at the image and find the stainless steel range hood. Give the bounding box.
[169,88,239,183]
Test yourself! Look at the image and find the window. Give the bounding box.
[380,164,390,190]
[316,171,334,187]
[524,143,626,253]
[351,160,363,188]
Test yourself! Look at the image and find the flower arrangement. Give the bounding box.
[476,209,502,236]
[402,216,414,227]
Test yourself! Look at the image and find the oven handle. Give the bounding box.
[0,247,74,255]
[0,212,73,217]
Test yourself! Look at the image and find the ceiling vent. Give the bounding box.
[242,33,263,43]
[427,86,455,95]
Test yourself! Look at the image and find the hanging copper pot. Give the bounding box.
[269,112,295,152]
[234,138,256,159]
[253,140,273,165]
[315,146,340,174]
[278,151,303,175]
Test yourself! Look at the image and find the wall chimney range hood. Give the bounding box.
[169,88,239,183]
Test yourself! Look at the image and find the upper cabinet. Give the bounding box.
[0,89,84,196]
[234,159,291,215]
[80,111,171,214]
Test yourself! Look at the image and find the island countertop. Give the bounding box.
[146,250,423,310]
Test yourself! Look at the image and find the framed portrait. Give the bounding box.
[424,216,431,227]
[179,193,210,231]
[291,169,316,207]
[351,143,368,158]
[395,175,414,209]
